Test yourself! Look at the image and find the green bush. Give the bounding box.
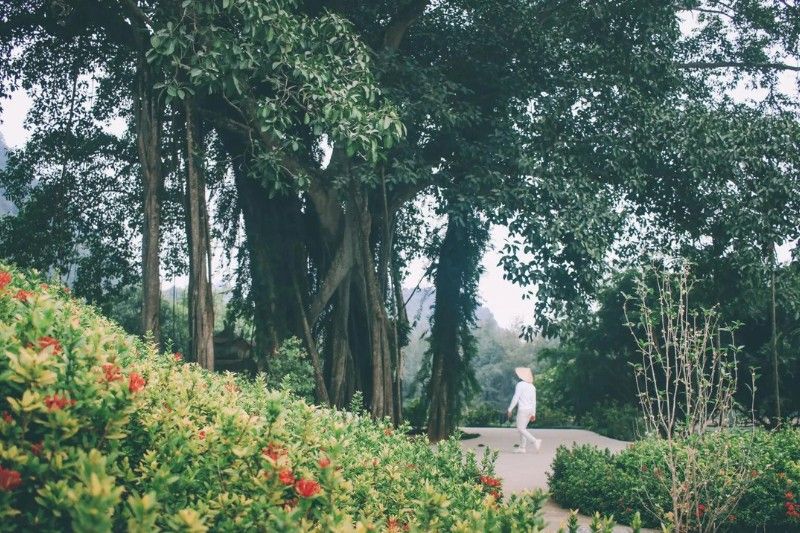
[0,263,551,531]
[577,402,640,441]
[266,337,315,403]
[548,429,800,531]
[402,396,427,429]
[462,403,503,427]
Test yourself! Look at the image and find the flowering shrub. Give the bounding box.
[549,430,800,531]
[0,263,548,531]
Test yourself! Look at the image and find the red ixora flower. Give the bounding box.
[490,490,502,500]
[697,503,706,517]
[318,456,331,468]
[14,290,33,302]
[44,394,75,411]
[295,478,321,498]
[0,271,11,290]
[0,467,22,491]
[30,442,43,456]
[278,469,295,485]
[480,475,502,488]
[102,363,122,382]
[787,491,796,501]
[128,372,146,393]
[262,443,287,462]
[173,352,182,362]
[2,412,12,424]
[38,336,62,355]
[198,430,206,440]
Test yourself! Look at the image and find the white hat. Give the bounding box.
[515,367,533,383]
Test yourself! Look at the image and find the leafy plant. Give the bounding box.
[266,337,315,403]
[1,263,552,531]
[549,429,800,531]
[625,264,756,531]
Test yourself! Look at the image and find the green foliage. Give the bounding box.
[549,430,800,531]
[266,337,314,403]
[539,263,800,432]
[147,0,404,185]
[578,403,641,442]
[0,263,551,531]
[461,403,504,428]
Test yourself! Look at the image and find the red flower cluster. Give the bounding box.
[30,442,43,456]
[0,271,11,290]
[387,518,410,532]
[480,475,502,488]
[198,430,206,440]
[0,467,21,491]
[490,490,502,500]
[2,412,12,424]
[128,372,146,393]
[15,290,33,302]
[44,394,75,411]
[787,492,800,520]
[173,352,182,362]
[262,443,287,462]
[102,363,122,382]
[279,469,295,485]
[318,456,331,468]
[38,336,62,355]
[295,478,321,498]
[696,503,706,518]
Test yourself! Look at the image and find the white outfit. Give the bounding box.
[508,380,541,452]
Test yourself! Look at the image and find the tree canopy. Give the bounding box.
[1,0,798,438]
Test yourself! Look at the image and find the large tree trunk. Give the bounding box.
[426,220,463,441]
[328,279,353,406]
[135,53,163,346]
[425,212,483,442]
[356,196,396,422]
[184,99,215,370]
[769,250,781,425]
[217,128,306,370]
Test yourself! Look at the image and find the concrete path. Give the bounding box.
[460,427,654,532]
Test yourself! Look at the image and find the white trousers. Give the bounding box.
[516,408,538,449]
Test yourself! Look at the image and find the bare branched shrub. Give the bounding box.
[624,263,756,533]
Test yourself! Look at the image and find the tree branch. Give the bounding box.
[118,0,154,32]
[678,61,800,72]
[383,0,429,50]
[308,229,355,325]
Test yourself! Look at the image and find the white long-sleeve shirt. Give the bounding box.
[508,381,536,414]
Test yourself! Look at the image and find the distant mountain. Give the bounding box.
[403,286,496,332]
[401,286,503,396]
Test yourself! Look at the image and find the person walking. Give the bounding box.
[507,367,542,453]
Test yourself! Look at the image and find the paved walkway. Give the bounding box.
[460,427,654,532]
